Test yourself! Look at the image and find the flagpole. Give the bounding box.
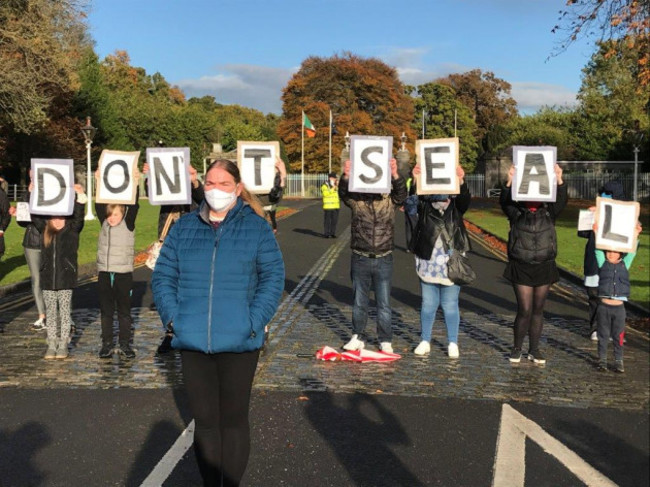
[421,108,425,139]
[301,111,305,197]
[328,110,332,174]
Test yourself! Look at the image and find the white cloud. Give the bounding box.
[510,82,578,113]
[176,64,295,114]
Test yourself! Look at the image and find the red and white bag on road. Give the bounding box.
[315,346,401,363]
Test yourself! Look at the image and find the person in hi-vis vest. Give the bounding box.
[321,172,340,238]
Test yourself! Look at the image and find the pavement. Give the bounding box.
[0,198,648,486]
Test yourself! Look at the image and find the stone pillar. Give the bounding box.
[396,149,411,181]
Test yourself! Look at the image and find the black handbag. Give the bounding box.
[440,225,476,286]
[268,185,283,204]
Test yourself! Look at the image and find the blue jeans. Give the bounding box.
[351,253,393,342]
[420,281,461,344]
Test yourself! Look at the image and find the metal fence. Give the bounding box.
[285,174,329,198]
[562,173,650,200]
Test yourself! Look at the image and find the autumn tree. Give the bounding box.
[437,69,518,160]
[410,83,479,172]
[278,53,416,173]
[0,0,91,179]
[552,0,650,87]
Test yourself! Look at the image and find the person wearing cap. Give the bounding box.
[321,172,340,238]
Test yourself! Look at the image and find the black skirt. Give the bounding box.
[503,260,559,287]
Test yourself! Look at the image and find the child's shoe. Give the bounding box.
[44,341,57,360]
[55,339,69,359]
[614,359,624,373]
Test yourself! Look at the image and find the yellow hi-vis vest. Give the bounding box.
[321,182,340,210]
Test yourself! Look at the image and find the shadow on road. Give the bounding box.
[0,422,50,486]
[304,391,425,487]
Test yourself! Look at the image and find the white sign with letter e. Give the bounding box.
[146,147,191,206]
[512,146,557,202]
[349,135,392,194]
[96,150,140,204]
[415,138,460,195]
[594,197,640,253]
[29,159,75,216]
[237,141,280,194]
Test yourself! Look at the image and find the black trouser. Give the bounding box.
[181,349,260,487]
[268,209,277,230]
[596,302,626,361]
[323,209,339,237]
[586,286,599,333]
[98,271,133,347]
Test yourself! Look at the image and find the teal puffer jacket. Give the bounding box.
[151,198,285,353]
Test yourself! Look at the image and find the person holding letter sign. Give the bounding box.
[409,165,470,358]
[95,180,140,359]
[339,157,407,353]
[501,164,567,364]
[593,220,642,373]
[31,185,86,360]
[151,160,284,486]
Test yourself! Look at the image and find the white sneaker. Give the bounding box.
[32,318,46,331]
[380,342,393,353]
[343,334,365,351]
[448,342,459,358]
[414,341,430,355]
[590,331,598,341]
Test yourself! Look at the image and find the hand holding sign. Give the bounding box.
[29,159,75,216]
[349,135,393,193]
[511,146,558,202]
[146,147,192,206]
[237,141,280,194]
[415,138,460,195]
[594,197,641,253]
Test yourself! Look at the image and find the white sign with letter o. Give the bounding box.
[29,159,75,216]
[96,150,140,204]
[349,135,392,194]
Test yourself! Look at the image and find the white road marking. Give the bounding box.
[492,404,618,487]
[140,420,195,487]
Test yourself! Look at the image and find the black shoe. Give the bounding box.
[157,334,173,354]
[99,343,113,359]
[149,302,157,310]
[597,360,608,372]
[119,344,136,359]
[509,347,523,363]
[614,359,624,373]
[528,349,546,364]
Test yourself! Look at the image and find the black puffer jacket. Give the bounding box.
[32,200,85,290]
[410,183,471,259]
[500,184,568,264]
[339,176,407,254]
[17,191,41,249]
[157,181,204,238]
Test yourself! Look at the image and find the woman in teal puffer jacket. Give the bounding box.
[152,159,284,486]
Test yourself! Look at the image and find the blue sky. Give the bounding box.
[87,0,598,115]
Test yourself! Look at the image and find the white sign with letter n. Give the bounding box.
[237,141,280,194]
[29,159,75,216]
[512,146,557,202]
[349,135,392,194]
[146,147,191,206]
[96,150,140,204]
[415,138,460,195]
[594,197,640,253]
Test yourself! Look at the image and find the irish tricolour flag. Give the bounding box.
[303,112,316,138]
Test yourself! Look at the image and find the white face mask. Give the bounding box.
[204,188,237,212]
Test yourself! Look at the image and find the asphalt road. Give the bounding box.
[0,199,648,486]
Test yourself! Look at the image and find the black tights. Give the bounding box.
[181,350,260,487]
[512,283,551,351]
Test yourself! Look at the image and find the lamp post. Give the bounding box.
[80,116,97,220]
[631,122,644,202]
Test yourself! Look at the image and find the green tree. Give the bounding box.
[278,53,416,173]
[437,69,518,159]
[410,83,479,172]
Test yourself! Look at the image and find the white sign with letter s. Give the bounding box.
[349,135,392,194]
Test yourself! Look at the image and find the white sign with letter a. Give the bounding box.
[29,159,75,216]
[594,197,640,253]
[415,138,460,195]
[237,141,279,194]
[96,150,140,204]
[512,146,557,202]
[349,135,392,194]
[146,147,191,206]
